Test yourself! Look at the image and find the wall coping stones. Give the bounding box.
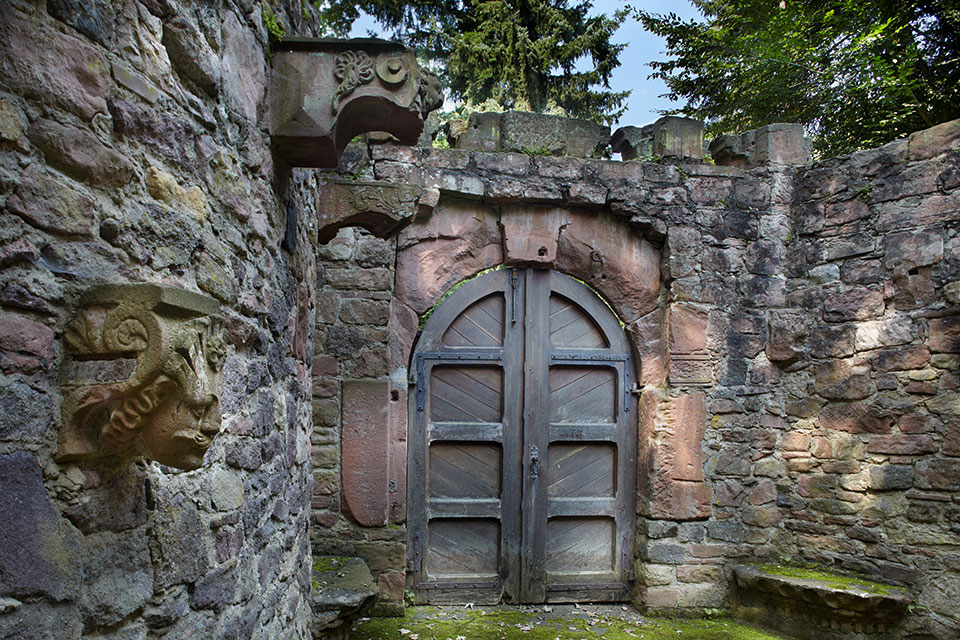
[733,564,910,638]
[311,556,378,639]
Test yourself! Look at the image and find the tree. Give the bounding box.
[310,0,630,125]
[632,0,960,156]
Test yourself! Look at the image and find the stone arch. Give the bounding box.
[387,196,672,534]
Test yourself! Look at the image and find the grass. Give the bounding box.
[351,606,790,640]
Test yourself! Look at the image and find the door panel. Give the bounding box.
[409,268,635,604]
[441,293,505,347]
[548,366,616,424]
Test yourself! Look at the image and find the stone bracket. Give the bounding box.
[58,284,224,471]
[269,38,442,168]
[315,180,437,243]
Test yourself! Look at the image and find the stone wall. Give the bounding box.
[310,120,960,638]
[0,1,317,638]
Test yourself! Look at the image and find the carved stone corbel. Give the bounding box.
[270,38,443,168]
[57,284,225,471]
[315,180,439,243]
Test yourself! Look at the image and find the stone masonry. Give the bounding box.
[310,119,960,638]
[0,0,959,638]
[0,2,321,638]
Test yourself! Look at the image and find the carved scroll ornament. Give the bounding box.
[315,179,439,243]
[58,284,224,471]
[270,39,443,168]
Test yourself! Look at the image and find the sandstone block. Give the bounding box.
[501,110,610,158]
[907,118,960,161]
[868,465,914,491]
[0,10,109,121]
[915,458,960,491]
[341,381,390,527]
[818,403,892,434]
[474,151,530,176]
[669,304,708,354]
[867,434,936,456]
[501,205,564,267]
[80,533,153,626]
[871,345,930,372]
[6,165,96,235]
[928,316,960,353]
[28,119,134,188]
[753,123,811,165]
[0,452,82,600]
[766,310,811,364]
[855,316,915,351]
[221,10,265,123]
[0,312,55,373]
[884,227,943,272]
[822,287,884,322]
[825,199,870,226]
[162,15,221,97]
[813,359,873,400]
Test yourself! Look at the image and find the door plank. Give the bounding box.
[426,518,500,579]
[431,366,503,423]
[427,498,502,518]
[548,367,615,424]
[429,442,502,499]
[546,443,616,498]
[544,517,615,574]
[442,293,505,347]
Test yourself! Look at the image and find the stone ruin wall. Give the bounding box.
[0,1,320,638]
[0,0,958,638]
[310,120,960,637]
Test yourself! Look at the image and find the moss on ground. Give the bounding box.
[755,563,902,595]
[351,606,788,640]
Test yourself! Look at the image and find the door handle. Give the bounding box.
[529,446,539,481]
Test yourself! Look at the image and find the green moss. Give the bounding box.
[351,607,789,640]
[311,556,349,590]
[313,556,348,573]
[755,563,903,595]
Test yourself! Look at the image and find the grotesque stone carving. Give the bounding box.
[315,180,438,243]
[271,39,443,168]
[58,284,224,471]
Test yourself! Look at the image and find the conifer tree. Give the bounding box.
[312,0,630,125]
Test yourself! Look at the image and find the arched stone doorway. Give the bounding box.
[406,268,636,604]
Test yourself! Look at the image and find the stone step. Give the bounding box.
[733,564,911,639]
[311,556,378,640]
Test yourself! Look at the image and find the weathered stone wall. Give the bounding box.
[0,2,317,638]
[309,120,959,637]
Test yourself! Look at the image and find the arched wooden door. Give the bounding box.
[407,268,636,604]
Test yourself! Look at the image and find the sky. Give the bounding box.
[350,0,704,129]
[587,0,703,127]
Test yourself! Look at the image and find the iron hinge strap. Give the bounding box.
[408,531,422,574]
[511,268,519,324]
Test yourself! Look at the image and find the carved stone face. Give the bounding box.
[138,384,219,471]
[134,323,222,471]
[418,70,443,115]
[58,284,225,471]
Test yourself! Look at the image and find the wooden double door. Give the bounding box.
[407,269,636,604]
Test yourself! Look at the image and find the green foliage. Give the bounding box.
[310,1,629,125]
[632,0,960,156]
[262,2,286,40]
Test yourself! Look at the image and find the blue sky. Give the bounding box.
[350,1,704,128]
[588,0,703,127]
